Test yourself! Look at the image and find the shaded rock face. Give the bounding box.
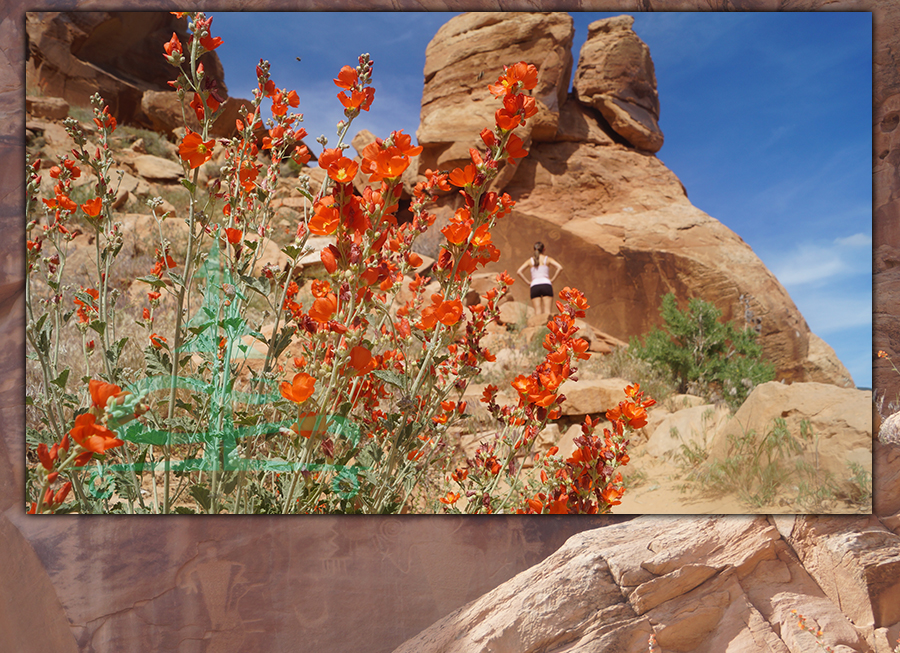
[26,12,227,128]
[418,12,850,386]
[393,512,900,653]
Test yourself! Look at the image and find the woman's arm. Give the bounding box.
[548,257,563,282]
[516,260,531,284]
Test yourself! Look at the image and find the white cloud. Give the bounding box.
[766,233,871,287]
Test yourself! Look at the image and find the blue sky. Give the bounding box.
[212,12,872,388]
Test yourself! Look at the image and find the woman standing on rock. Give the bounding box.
[517,242,563,316]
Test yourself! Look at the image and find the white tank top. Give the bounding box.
[530,256,551,286]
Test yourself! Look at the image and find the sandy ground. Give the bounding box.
[614,441,862,515]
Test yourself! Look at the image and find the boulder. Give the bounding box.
[25,95,69,120]
[140,90,201,135]
[132,154,182,181]
[419,12,850,387]
[710,382,872,497]
[557,376,633,416]
[573,16,663,152]
[644,403,731,460]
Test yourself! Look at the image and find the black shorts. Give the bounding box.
[530,283,553,299]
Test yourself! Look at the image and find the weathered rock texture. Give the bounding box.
[418,12,852,387]
[393,511,900,653]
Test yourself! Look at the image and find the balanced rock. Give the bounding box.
[573,16,663,152]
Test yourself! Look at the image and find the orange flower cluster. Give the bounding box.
[359,131,422,183]
[333,57,375,116]
[523,383,655,515]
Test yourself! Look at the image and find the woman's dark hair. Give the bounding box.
[532,242,545,266]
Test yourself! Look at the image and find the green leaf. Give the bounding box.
[50,369,69,389]
[281,244,301,260]
[181,178,196,193]
[88,320,106,337]
[167,271,185,289]
[372,369,405,390]
[271,326,296,359]
[137,275,168,289]
[189,484,211,512]
[187,321,215,336]
[173,506,196,514]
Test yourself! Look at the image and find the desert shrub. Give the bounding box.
[629,293,774,409]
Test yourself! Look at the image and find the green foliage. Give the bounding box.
[629,293,775,409]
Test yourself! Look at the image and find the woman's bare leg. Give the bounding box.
[541,295,553,315]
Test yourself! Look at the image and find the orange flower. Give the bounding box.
[435,298,463,326]
[599,483,624,507]
[489,61,539,98]
[150,333,167,349]
[69,413,124,455]
[190,93,205,121]
[309,197,340,235]
[279,372,316,404]
[349,346,377,375]
[333,65,358,90]
[448,164,477,188]
[224,228,243,245]
[326,156,359,183]
[338,88,375,112]
[80,197,103,218]
[505,133,528,164]
[547,494,569,514]
[438,492,460,505]
[441,221,472,245]
[89,379,122,410]
[309,293,338,323]
[178,130,215,169]
[320,245,338,274]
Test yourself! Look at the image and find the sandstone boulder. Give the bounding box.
[710,382,872,497]
[132,154,182,181]
[25,95,69,120]
[573,16,663,152]
[557,376,633,416]
[420,12,850,387]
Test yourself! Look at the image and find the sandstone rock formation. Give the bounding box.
[573,15,663,152]
[26,12,228,128]
[393,509,900,653]
[417,12,852,387]
[2,4,892,653]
